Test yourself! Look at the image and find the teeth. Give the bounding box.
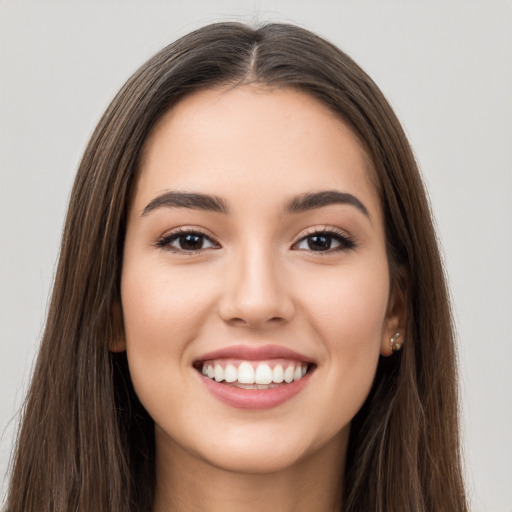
[214,363,224,382]
[272,364,284,383]
[238,362,255,384]
[284,365,294,383]
[201,360,309,386]
[254,363,273,385]
[224,363,237,383]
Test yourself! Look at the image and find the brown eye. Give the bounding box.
[293,230,356,253]
[157,231,219,253]
[306,234,333,251]
[176,233,206,250]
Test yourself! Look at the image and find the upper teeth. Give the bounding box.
[201,361,308,385]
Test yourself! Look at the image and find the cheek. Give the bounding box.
[120,260,217,396]
[306,262,390,343]
[308,269,389,433]
[299,261,390,397]
[121,261,217,344]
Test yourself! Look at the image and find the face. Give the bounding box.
[119,86,403,475]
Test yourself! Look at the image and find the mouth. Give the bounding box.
[193,345,316,409]
[195,359,313,389]
[194,359,312,389]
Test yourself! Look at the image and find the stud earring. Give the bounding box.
[390,332,402,351]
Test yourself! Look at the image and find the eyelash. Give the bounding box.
[155,227,356,254]
[155,227,219,254]
[292,227,356,254]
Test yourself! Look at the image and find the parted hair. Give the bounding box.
[6,22,467,511]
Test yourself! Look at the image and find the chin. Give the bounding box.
[162,420,349,476]
[201,443,309,475]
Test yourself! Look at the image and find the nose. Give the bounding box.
[218,245,295,329]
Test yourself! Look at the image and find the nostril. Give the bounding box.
[229,316,286,329]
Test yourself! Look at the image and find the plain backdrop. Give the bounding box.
[0,1,511,510]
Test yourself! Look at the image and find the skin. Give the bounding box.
[117,85,405,512]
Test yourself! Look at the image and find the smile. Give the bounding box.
[194,345,315,410]
[200,360,309,389]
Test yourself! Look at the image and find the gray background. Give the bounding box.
[1,1,511,510]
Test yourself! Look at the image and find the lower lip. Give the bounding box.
[199,372,312,410]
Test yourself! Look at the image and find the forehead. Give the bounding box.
[134,85,380,219]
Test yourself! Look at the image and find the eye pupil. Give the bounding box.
[180,234,203,250]
[308,235,331,251]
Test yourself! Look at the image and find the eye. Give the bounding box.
[156,229,220,253]
[293,229,356,253]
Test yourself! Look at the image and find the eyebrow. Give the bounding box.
[284,190,369,217]
[142,189,369,218]
[142,191,229,216]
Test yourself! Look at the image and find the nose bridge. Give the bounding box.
[220,238,293,327]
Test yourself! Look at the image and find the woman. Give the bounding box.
[6,22,468,511]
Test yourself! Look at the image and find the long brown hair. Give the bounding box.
[6,22,467,511]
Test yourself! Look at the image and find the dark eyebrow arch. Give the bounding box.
[142,191,229,216]
[284,190,370,218]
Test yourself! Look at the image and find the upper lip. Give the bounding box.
[194,344,316,364]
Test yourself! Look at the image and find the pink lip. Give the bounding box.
[199,371,313,410]
[195,344,315,364]
[194,344,315,410]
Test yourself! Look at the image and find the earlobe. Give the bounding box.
[390,332,402,352]
[380,271,407,357]
[380,330,405,357]
[109,301,127,352]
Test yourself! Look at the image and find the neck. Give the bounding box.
[152,429,347,512]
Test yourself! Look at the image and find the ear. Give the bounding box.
[109,301,126,352]
[380,271,407,357]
